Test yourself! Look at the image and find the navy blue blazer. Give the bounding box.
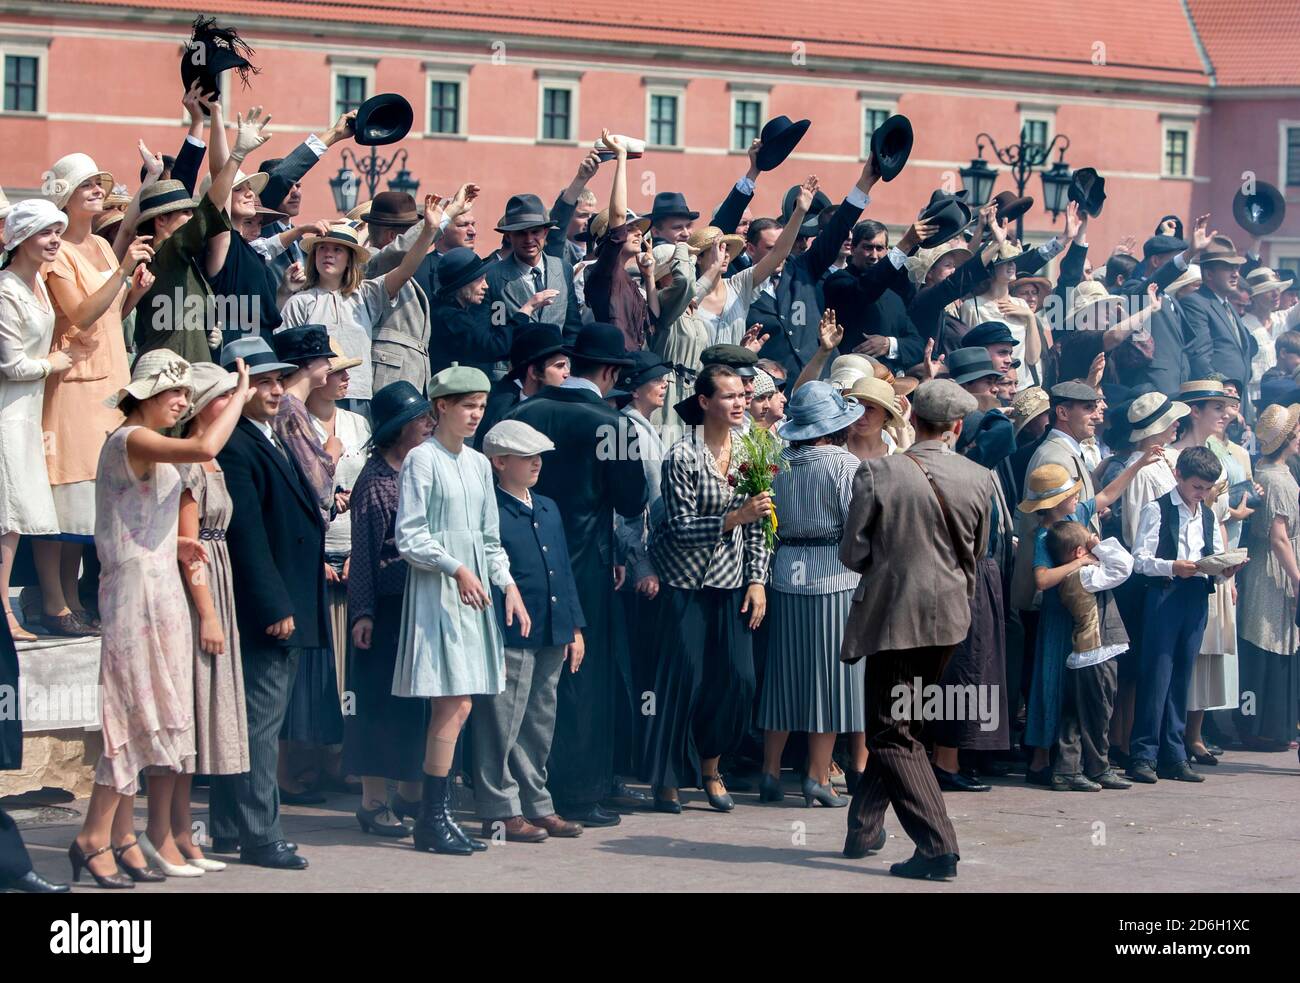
[492,488,585,649]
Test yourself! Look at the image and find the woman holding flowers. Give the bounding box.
[642,364,772,814]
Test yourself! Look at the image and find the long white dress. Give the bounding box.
[1189,495,1239,712]
[391,437,513,698]
[0,271,59,536]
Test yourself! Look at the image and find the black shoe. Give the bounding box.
[242,840,309,869]
[1088,769,1133,790]
[279,787,328,806]
[1186,746,1219,766]
[653,796,682,814]
[602,778,652,810]
[1024,765,1053,787]
[758,772,785,802]
[1156,760,1205,782]
[701,774,735,812]
[933,765,990,792]
[890,851,958,881]
[1051,773,1101,792]
[561,803,622,827]
[210,837,240,854]
[112,839,165,882]
[390,794,421,824]
[1205,743,1224,757]
[843,827,888,859]
[2,869,71,893]
[357,803,412,838]
[1126,760,1159,784]
[413,776,474,855]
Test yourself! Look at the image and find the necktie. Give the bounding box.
[531,266,544,293]
[267,429,290,463]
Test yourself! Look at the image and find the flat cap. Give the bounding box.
[427,362,491,401]
[1142,234,1187,259]
[962,321,1018,349]
[912,379,978,424]
[481,419,556,457]
[1050,381,1101,403]
[700,344,757,377]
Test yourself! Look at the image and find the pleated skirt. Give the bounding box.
[1189,580,1238,712]
[757,588,864,733]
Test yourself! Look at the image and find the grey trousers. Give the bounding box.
[471,645,567,821]
[209,646,300,848]
[1054,657,1117,779]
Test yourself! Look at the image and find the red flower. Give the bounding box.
[769,464,779,476]
[727,474,738,487]
[739,461,751,475]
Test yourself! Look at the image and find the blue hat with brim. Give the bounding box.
[776,381,864,442]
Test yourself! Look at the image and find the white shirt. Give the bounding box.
[1047,427,1085,461]
[1132,488,1224,579]
[1121,446,1177,547]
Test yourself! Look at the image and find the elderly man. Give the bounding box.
[839,379,993,881]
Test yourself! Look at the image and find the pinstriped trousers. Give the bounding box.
[844,646,960,859]
[209,646,300,849]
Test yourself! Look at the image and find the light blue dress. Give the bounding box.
[392,437,513,698]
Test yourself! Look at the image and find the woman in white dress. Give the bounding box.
[958,241,1048,389]
[0,200,82,641]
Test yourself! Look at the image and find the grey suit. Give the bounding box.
[1179,284,1258,395]
[485,253,584,346]
[365,221,433,395]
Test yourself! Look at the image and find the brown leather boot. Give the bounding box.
[527,813,584,838]
[482,816,548,843]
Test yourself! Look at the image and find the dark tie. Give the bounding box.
[267,428,290,464]
[531,266,544,293]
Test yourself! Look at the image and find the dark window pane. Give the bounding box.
[651,94,678,146]
[4,56,38,112]
[430,80,460,134]
[864,107,889,154]
[1165,129,1189,177]
[734,99,760,150]
[336,74,367,117]
[542,87,571,141]
[1287,128,1300,186]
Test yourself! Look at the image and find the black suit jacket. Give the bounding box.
[1116,256,1196,394]
[824,258,925,370]
[218,418,329,650]
[473,377,523,451]
[1179,285,1256,389]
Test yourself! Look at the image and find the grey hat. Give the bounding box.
[946,347,1002,386]
[179,361,240,425]
[481,419,555,457]
[219,336,296,377]
[1050,381,1101,403]
[912,379,978,424]
[776,381,864,442]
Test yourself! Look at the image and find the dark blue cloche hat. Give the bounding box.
[369,380,431,447]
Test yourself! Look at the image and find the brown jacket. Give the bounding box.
[839,439,994,662]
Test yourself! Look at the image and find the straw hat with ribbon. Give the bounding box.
[137,180,199,225]
[906,240,974,287]
[302,222,371,263]
[1178,378,1231,405]
[1018,462,1084,513]
[1126,392,1190,442]
[587,208,650,245]
[45,153,113,209]
[1256,403,1300,456]
[1064,280,1125,330]
[687,225,745,265]
[842,375,905,429]
[1246,267,1289,298]
[104,350,194,409]
[198,169,269,199]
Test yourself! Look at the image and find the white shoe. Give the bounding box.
[139,833,204,877]
[185,855,227,872]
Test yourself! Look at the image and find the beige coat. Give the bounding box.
[365,220,432,396]
[839,439,994,662]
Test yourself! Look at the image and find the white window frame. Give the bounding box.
[536,73,580,145]
[644,80,687,150]
[1280,120,1300,189]
[1160,119,1195,180]
[424,64,469,139]
[0,37,49,116]
[858,95,897,161]
[728,89,767,153]
[328,57,376,126]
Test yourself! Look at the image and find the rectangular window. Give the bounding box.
[4,55,38,112]
[733,98,761,151]
[1022,118,1049,157]
[864,107,889,146]
[1165,127,1190,178]
[335,74,367,118]
[650,93,679,147]
[429,80,461,135]
[542,86,571,141]
[1287,126,1300,186]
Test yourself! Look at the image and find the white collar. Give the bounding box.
[1048,428,1085,459]
[1168,487,1201,518]
[562,376,603,397]
[248,417,276,442]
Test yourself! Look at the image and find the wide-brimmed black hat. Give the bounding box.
[755,116,810,172]
[495,193,557,233]
[992,190,1034,225]
[180,16,258,114]
[620,350,673,391]
[272,325,332,365]
[569,322,635,368]
[354,93,413,147]
[435,247,498,298]
[1069,167,1106,218]
[870,115,913,182]
[917,189,972,248]
[1233,181,1286,236]
[370,381,431,447]
[781,184,833,237]
[506,325,569,380]
[648,191,699,224]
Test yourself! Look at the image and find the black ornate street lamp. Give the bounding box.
[960,130,1072,241]
[328,146,418,213]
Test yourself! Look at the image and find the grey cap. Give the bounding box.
[1050,381,1101,403]
[481,419,556,457]
[912,379,978,424]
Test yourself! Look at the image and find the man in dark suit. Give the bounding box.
[474,325,571,451]
[1179,236,1259,416]
[210,338,329,870]
[485,194,583,345]
[839,380,993,881]
[505,323,647,826]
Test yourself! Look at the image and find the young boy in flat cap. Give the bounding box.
[472,420,586,842]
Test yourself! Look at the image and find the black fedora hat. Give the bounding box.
[1233,180,1286,236]
[755,116,811,172]
[870,115,913,182]
[917,189,973,248]
[1069,167,1106,218]
[435,247,499,298]
[354,93,413,147]
[180,16,258,114]
[781,184,832,237]
[272,325,332,365]
[370,381,431,447]
[496,193,557,233]
[506,325,569,380]
[992,190,1034,225]
[569,322,635,368]
[648,192,699,224]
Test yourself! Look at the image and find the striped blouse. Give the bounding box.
[769,444,861,595]
[651,430,770,591]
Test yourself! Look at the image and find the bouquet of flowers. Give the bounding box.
[728,427,786,550]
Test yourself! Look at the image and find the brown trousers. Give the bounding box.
[844,645,960,859]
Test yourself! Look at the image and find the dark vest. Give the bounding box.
[1149,495,1216,594]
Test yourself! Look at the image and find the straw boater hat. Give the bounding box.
[1018,462,1084,514]
[1178,378,1231,405]
[1010,386,1051,436]
[137,180,199,225]
[104,349,194,409]
[197,169,269,199]
[1126,392,1190,442]
[104,183,131,209]
[1256,402,1300,455]
[45,153,114,209]
[302,222,370,263]
[906,240,974,287]
[1064,280,1125,330]
[842,375,905,428]
[1167,263,1201,295]
[179,361,239,425]
[687,225,745,265]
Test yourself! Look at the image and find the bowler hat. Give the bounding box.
[869,115,913,182]
[1068,167,1106,218]
[496,193,557,233]
[506,325,569,381]
[992,191,1034,225]
[271,325,332,365]
[370,381,431,447]
[701,344,758,378]
[621,350,672,391]
[435,247,498,298]
[648,192,699,224]
[777,381,864,442]
[354,93,413,147]
[755,116,811,172]
[962,321,1018,349]
[917,189,973,248]
[568,322,635,368]
[180,16,258,114]
[1233,180,1286,236]
[219,336,295,377]
[946,347,1001,386]
[358,191,419,228]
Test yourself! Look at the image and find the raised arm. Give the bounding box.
[113,140,166,260]
[203,106,272,278]
[711,138,761,235]
[792,308,843,394]
[124,360,250,465]
[751,175,815,286]
[603,129,629,231]
[1094,442,1164,513]
[382,190,465,300]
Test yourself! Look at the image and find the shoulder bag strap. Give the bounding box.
[903,451,973,574]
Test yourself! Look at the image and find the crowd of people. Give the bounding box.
[2,28,1300,892]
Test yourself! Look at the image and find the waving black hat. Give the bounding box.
[755,116,811,172]
[180,16,259,114]
[354,93,413,146]
[870,115,914,182]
